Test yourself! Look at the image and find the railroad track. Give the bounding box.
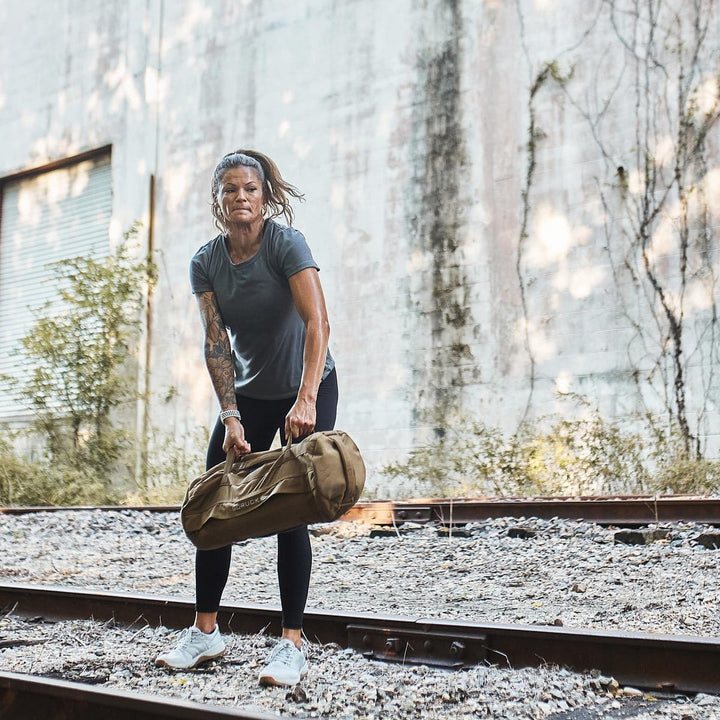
[1,582,719,697]
[3,495,720,526]
[0,670,277,720]
[345,495,720,526]
[2,500,719,716]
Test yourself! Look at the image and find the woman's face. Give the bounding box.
[217,167,264,227]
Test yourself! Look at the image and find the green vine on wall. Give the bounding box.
[516,61,574,421]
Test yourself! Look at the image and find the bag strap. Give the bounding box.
[223,448,236,479]
[222,434,295,478]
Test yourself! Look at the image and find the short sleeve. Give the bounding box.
[272,227,319,279]
[189,246,213,294]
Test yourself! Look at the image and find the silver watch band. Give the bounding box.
[219,409,241,423]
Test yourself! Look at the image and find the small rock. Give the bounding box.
[597,675,619,693]
[368,528,399,538]
[694,532,720,549]
[436,527,472,538]
[614,528,670,545]
[398,522,425,531]
[286,684,308,703]
[507,526,537,539]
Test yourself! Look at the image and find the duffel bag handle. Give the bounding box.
[222,435,296,479]
[223,448,236,478]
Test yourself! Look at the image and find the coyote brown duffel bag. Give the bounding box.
[181,430,365,550]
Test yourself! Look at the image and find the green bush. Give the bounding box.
[0,435,111,506]
[651,459,720,495]
[382,401,720,497]
[0,227,157,504]
[0,423,208,507]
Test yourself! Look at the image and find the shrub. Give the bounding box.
[382,400,720,497]
[1,226,156,501]
[0,433,111,506]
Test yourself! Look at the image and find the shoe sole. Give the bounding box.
[258,665,308,687]
[155,647,226,670]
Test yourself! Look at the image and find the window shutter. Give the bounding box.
[0,153,112,420]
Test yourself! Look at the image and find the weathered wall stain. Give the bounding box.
[407,0,474,427]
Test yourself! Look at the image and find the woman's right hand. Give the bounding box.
[222,417,251,455]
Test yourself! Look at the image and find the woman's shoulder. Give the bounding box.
[189,235,225,293]
[265,220,307,249]
[264,220,316,276]
[191,234,224,266]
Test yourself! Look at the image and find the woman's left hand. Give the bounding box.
[285,396,317,441]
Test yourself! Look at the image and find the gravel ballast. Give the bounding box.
[1,509,719,719]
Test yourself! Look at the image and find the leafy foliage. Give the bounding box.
[382,400,720,498]
[0,432,111,506]
[19,228,154,452]
[2,226,157,503]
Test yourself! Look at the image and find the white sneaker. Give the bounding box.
[155,625,225,669]
[258,638,308,686]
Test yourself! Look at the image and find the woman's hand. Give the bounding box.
[222,417,251,455]
[285,396,317,441]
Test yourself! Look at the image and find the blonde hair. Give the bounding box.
[210,149,304,231]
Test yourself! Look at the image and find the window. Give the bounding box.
[0,151,112,420]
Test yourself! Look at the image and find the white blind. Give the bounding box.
[0,154,112,420]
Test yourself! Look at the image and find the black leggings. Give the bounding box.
[195,369,338,629]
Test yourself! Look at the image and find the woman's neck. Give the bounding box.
[225,218,265,263]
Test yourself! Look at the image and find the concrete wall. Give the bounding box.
[1,0,719,493]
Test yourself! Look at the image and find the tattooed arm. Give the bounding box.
[196,291,251,454]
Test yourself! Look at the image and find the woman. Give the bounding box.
[156,150,336,687]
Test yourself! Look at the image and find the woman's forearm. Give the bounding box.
[204,331,237,411]
[197,292,236,411]
[297,316,330,403]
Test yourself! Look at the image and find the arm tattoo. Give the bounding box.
[197,292,236,410]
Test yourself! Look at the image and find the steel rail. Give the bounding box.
[0,505,181,514]
[2,496,720,526]
[0,670,277,720]
[343,496,720,527]
[1,582,719,695]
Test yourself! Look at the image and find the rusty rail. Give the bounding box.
[3,496,720,526]
[1,582,719,694]
[342,496,720,526]
[0,505,181,514]
[0,670,276,720]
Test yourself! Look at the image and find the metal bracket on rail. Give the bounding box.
[391,505,433,523]
[347,624,487,668]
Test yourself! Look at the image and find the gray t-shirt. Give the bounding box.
[189,220,334,400]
